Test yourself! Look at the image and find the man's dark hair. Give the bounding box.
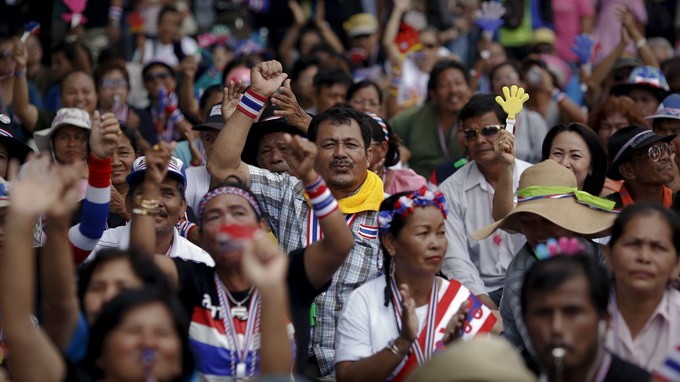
[521,255,610,317]
[307,106,372,150]
[157,5,179,26]
[127,176,186,203]
[313,66,353,92]
[426,59,469,95]
[199,85,224,111]
[459,94,508,125]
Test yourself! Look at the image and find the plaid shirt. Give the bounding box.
[249,166,382,376]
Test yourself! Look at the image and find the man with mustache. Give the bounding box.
[207,60,383,379]
[522,254,650,381]
[439,94,532,309]
[606,124,675,209]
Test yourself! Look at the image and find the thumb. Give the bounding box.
[284,78,292,89]
[92,110,101,128]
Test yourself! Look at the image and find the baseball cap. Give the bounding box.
[126,156,187,189]
[645,93,680,121]
[193,103,225,131]
[607,124,675,180]
[344,13,379,38]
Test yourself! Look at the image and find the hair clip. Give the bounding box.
[534,237,587,260]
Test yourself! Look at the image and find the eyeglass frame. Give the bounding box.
[462,125,504,141]
[629,142,672,162]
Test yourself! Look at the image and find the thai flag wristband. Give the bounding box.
[108,6,123,22]
[237,88,267,119]
[305,176,338,219]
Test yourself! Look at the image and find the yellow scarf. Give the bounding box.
[338,171,384,213]
[304,171,384,214]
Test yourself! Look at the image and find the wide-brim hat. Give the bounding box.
[610,65,670,102]
[406,336,537,382]
[33,108,91,153]
[126,156,187,189]
[0,121,33,164]
[472,160,617,240]
[242,106,307,166]
[645,93,680,121]
[607,124,675,180]
[193,103,225,131]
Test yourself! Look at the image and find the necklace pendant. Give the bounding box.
[231,305,248,321]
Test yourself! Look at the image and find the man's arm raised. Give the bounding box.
[206,60,287,187]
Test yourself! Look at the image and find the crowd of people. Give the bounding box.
[0,0,680,381]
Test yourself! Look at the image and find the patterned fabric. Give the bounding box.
[248,165,382,376]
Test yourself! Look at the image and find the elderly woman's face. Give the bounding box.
[608,212,680,296]
[519,213,574,249]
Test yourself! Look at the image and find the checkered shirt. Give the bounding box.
[248,165,382,376]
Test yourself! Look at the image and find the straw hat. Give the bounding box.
[406,336,537,382]
[472,160,617,240]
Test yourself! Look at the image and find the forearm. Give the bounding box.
[129,181,160,256]
[279,25,302,70]
[317,22,345,54]
[337,337,412,382]
[382,6,405,64]
[589,43,625,87]
[580,16,594,34]
[69,156,111,264]
[1,215,36,331]
[42,217,80,350]
[72,42,92,73]
[206,103,258,185]
[635,37,660,68]
[12,66,38,132]
[179,76,200,120]
[492,163,515,220]
[258,284,291,375]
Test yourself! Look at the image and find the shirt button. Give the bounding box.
[321,292,326,296]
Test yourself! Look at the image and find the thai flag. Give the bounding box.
[358,224,378,240]
[655,345,680,382]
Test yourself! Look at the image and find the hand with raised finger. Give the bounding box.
[272,79,312,130]
[221,80,248,119]
[180,55,198,80]
[90,111,121,160]
[250,60,288,99]
[288,0,306,26]
[283,134,318,183]
[494,128,516,166]
[143,141,176,186]
[442,301,469,345]
[8,156,73,218]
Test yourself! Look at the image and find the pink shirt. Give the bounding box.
[606,289,680,372]
[384,168,428,195]
[552,0,594,63]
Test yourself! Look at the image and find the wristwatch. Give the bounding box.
[387,339,410,357]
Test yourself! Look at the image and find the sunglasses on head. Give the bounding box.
[463,125,504,140]
[144,72,171,82]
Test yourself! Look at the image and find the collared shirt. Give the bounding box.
[608,184,674,210]
[606,288,680,371]
[89,223,214,266]
[439,159,532,295]
[500,241,605,354]
[248,165,381,376]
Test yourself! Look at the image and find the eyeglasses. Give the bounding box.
[630,142,672,162]
[101,79,128,89]
[463,125,503,140]
[144,72,171,82]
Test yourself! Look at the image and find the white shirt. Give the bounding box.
[185,165,211,215]
[89,223,214,266]
[606,288,680,371]
[439,160,531,295]
[335,276,445,379]
[134,37,201,67]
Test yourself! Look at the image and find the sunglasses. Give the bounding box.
[630,142,672,162]
[144,72,171,82]
[463,125,503,140]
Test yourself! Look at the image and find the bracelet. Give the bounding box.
[135,195,160,210]
[14,68,27,78]
[108,6,123,21]
[305,177,338,219]
[132,207,158,216]
[237,88,267,119]
[550,88,566,104]
[190,159,202,166]
[387,340,409,357]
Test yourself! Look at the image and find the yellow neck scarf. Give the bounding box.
[304,171,384,214]
[337,171,384,214]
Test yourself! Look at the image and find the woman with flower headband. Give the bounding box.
[364,112,427,195]
[335,187,498,382]
[132,133,354,378]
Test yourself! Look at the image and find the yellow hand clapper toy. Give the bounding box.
[495,85,529,135]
